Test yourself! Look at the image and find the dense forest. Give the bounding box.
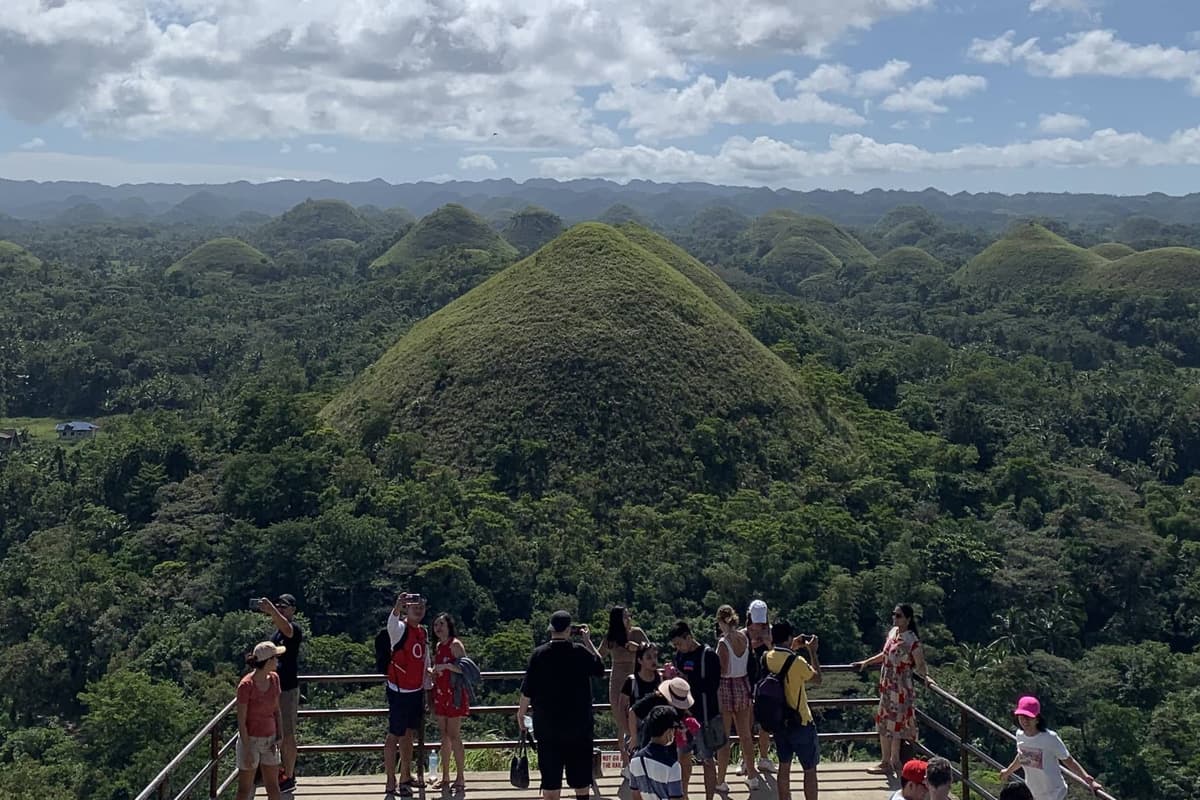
[1,192,1199,800]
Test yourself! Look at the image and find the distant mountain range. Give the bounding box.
[4,177,1200,229]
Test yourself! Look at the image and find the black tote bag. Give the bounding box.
[509,730,531,789]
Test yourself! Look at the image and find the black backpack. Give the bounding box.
[753,651,798,733]
[374,625,411,675]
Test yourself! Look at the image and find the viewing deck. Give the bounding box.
[289,763,892,799]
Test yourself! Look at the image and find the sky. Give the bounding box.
[2,0,1200,193]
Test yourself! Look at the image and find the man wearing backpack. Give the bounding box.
[383,593,430,798]
[762,621,822,800]
[668,621,725,800]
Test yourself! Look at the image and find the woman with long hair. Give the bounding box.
[852,603,934,777]
[598,606,648,761]
[236,641,286,800]
[715,605,761,791]
[430,612,469,794]
[621,641,663,753]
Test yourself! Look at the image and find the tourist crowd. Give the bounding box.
[230,594,1101,800]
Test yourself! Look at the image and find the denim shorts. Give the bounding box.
[776,721,819,770]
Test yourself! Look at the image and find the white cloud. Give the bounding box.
[970,30,1200,93]
[18,136,46,150]
[881,75,987,113]
[795,64,853,94]
[0,0,931,148]
[534,126,1200,184]
[1038,112,1090,134]
[458,154,498,171]
[1029,0,1094,13]
[794,61,913,97]
[854,60,913,95]
[595,74,864,142]
[306,143,337,154]
[0,149,345,183]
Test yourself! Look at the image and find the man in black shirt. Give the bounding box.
[668,621,726,800]
[517,611,605,800]
[261,594,303,792]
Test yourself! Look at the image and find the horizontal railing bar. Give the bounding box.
[298,665,862,687]
[134,697,236,800]
[924,681,1015,742]
[916,709,1008,771]
[216,767,237,798]
[914,741,1000,800]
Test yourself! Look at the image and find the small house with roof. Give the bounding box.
[0,429,25,450]
[55,421,100,439]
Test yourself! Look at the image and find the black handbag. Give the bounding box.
[509,730,531,789]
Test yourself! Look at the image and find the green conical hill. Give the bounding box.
[616,223,750,318]
[260,199,374,245]
[370,204,518,277]
[166,238,277,281]
[760,236,842,293]
[502,206,565,256]
[750,211,875,265]
[871,247,951,284]
[1086,247,1200,291]
[954,223,1105,292]
[322,223,831,499]
[0,240,42,274]
[598,203,647,226]
[1089,242,1137,260]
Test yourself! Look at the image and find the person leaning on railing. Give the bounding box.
[1000,696,1101,799]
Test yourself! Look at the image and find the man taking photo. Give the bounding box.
[384,593,430,798]
[260,595,303,793]
[517,611,605,800]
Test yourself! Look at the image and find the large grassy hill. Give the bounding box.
[502,206,565,256]
[370,204,518,277]
[1086,247,1200,291]
[322,223,832,499]
[165,238,277,282]
[259,199,374,245]
[750,210,876,266]
[760,236,842,293]
[1089,242,1138,260]
[0,240,42,275]
[870,246,952,285]
[616,223,751,318]
[954,222,1105,292]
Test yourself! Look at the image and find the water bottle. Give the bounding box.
[523,714,535,736]
[429,749,440,774]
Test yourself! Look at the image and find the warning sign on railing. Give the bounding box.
[600,751,623,775]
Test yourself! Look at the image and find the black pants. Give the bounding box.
[537,734,592,792]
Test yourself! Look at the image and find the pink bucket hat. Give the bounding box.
[1014,696,1041,718]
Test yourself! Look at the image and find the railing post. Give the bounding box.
[210,719,220,799]
[959,708,971,800]
[157,778,167,800]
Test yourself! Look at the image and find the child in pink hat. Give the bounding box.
[1000,696,1101,800]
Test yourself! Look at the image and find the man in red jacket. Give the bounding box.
[384,593,430,797]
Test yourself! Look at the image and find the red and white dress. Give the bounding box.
[433,639,470,718]
[875,627,920,741]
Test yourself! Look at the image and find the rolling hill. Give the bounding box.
[1089,242,1138,260]
[502,206,565,256]
[0,240,42,274]
[259,199,374,245]
[1086,247,1200,291]
[165,238,277,282]
[870,246,952,284]
[322,223,831,499]
[954,222,1105,292]
[615,223,750,318]
[749,210,876,266]
[369,204,518,277]
[760,236,843,293]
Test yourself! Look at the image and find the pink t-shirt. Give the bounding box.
[237,671,280,737]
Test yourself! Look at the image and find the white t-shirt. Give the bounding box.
[889,791,905,800]
[1016,728,1071,800]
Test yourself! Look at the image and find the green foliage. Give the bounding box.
[616,223,751,318]
[258,199,375,246]
[748,210,876,266]
[1089,242,1137,260]
[760,236,842,292]
[501,206,565,256]
[0,240,42,274]
[370,203,519,277]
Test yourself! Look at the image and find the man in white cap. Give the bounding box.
[742,600,774,775]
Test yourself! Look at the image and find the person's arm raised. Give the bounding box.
[259,598,293,639]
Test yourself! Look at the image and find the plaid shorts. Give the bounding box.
[718,677,752,712]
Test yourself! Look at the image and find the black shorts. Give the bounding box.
[387,688,424,736]
[537,735,592,792]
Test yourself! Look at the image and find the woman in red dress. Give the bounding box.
[430,612,469,793]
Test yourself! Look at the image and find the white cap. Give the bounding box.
[748,599,768,624]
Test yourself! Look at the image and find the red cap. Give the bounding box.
[901,759,928,784]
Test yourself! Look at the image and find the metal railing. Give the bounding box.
[137,666,1117,800]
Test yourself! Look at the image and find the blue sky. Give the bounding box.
[2,0,1199,192]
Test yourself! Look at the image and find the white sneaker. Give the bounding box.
[757,758,776,774]
[735,763,746,776]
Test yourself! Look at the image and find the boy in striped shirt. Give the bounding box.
[629,706,685,800]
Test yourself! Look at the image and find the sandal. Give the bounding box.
[428,777,445,790]
[451,780,466,795]
[865,764,892,775]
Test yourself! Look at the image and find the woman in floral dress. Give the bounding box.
[852,603,934,777]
